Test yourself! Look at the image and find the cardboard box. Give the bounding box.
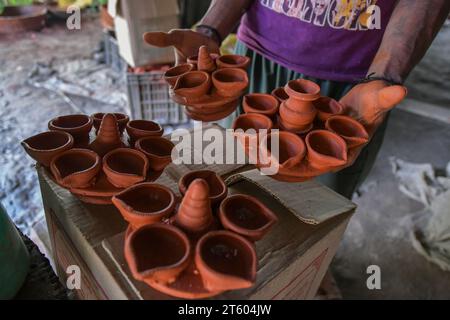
[108,0,179,67]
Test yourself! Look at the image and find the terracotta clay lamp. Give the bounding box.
[173,71,211,101]
[314,97,344,122]
[212,68,249,98]
[48,114,93,144]
[325,115,369,149]
[91,112,129,135]
[178,170,227,206]
[21,130,74,167]
[126,120,163,145]
[271,87,289,104]
[103,148,149,188]
[124,223,191,285]
[187,52,220,69]
[219,194,278,241]
[259,131,306,170]
[216,54,251,70]
[50,148,101,189]
[243,93,279,118]
[195,230,257,292]
[232,113,273,157]
[135,136,175,172]
[305,130,348,170]
[89,113,125,157]
[164,63,195,87]
[197,45,216,73]
[112,183,176,229]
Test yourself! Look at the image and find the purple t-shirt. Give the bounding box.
[238,0,397,82]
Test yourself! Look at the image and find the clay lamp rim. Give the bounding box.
[50,148,101,180]
[271,87,289,102]
[126,223,191,280]
[313,97,344,116]
[48,114,93,131]
[21,130,74,154]
[0,5,48,19]
[178,170,227,204]
[187,53,219,63]
[103,148,149,177]
[243,93,279,116]
[135,136,175,160]
[92,112,129,122]
[284,79,321,101]
[113,182,176,217]
[232,113,274,133]
[216,54,251,68]
[164,63,195,80]
[305,130,348,165]
[325,115,369,140]
[219,194,278,238]
[211,67,249,86]
[173,70,210,92]
[260,131,306,169]
[126,120,163,136]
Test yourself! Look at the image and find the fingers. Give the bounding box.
[377,85,407,111]
[143,32,173,48]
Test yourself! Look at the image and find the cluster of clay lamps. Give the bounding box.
[232,79,370,182]
[111,169,278,298]
[163,45,250,121]
[21,113,174,204]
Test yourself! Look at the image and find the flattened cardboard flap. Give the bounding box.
[225,169,356,225]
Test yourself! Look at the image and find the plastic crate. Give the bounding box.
[103,31,127,74]
[126,70,189,125]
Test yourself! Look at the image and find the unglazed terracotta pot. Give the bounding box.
[178,170,227,206]
[314,97,344,122]
[91,112,129,134]
[195,230,257,292]
[212,68,249,97]
[173,71,211,100]
[305,130,348,170]
[197,45,216,73]
[48,114,93,143]
[164,63,195,87]
[259,131,306,170]
[187,53,219,69]
[216,54,251,70]
[232,113,273,155]
[21,130,74,167]
[124,223,191,285]
[271,87,289,104]
[219,194,278,241]
[126,120,163,145]
[89,113,125,157]
[112,183,176,229]
[243,93,279,118]
[135,136,175,171]
[325,115,369,149]
[50,148,101,189]
[103,148,149,188]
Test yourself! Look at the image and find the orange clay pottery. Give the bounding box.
[325,115,369,149]
[50,148,101,189]
[178,170,227,206]
[271,87,289,104]
[173,71,211,100]
[21,131,74,167]
[219,194,278,241]
[279,79,320,132]
[259,131,306,170]
[216,54,251,70]
[314,97,344,122]
[103,148,149,188]
[91,112,129,135]
[211,68,249,98]
[126,120,163,145]
[89,113,125,156]
[164,63,195,87]
[187,52,219,69]
[135,136,175,172]
[112,183,176,229]
[48,114,93,144]
[232,113,273,155]
[195,230,257,292]
[124,223,191,285]
[305,130,348,170]
[197,45,216,73]
[243,93,279,118]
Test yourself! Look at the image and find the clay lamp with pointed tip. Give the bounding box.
[219,194,278,241]
[232,113,273,157]
[126,120,163,145]
[124,223,191,285]
[243,93,279,118]
[259,131,306,170]
[305,130,348,170]
[164,63,195,87]
[50,148,101,189]
[195,230,257,292]
[112,183,176,229]
[212,68,249,98]
[216,54,251,70]
[173,71,211,100]
[325,115,369,149]
[313,97,344,122]
[271,87,289,104]
[178,170,227,207]
[91,112,129,135]
[21,130,74,167]
[187,53,220,69]
[197,45,216,73]
[103,148,149,188]
[135,136,175,172]
[89,113,125,157]
[48,114,93,144]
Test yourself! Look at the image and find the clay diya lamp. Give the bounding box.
[216,54,251,70]
[187,52,219,69]
[173,71,211,101]
[178,170,227,206]
[91,112,129,135]
[124,223,191,285]
[325,115,369,149]
[103,148,149,188]
[314,97,344,122]
[48,114,93,144]
[232,113,273,157]
[259,131,306,169]
[112,183,176,229]
[135,136,175,172]
[21,130,74,167]
[164,63,195,87]
[305,130,348,170]
[195,230,257,292]
[271,87,289,104]
[89,113,125,157]
[243,93,279,118]
[197,45,216,73]
[126,120,163,145]
[50,148,101,189]
[212,68,249,98]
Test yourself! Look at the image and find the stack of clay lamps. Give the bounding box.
[163,45,250,122]
[21,113,174,204]
[233,79,369,182]
[114,170,278,299]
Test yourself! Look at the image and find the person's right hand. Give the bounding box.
[143,29,221,65]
